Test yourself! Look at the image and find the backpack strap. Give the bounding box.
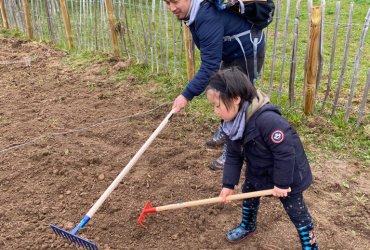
[223,30,264,84]
[223,30,250,77]
[237,0,246,14]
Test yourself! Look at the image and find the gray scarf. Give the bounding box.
[222,90,270,141]
[222,101,249,141]
[185,0,204,26]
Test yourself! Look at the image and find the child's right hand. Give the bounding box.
[219,187,234,203]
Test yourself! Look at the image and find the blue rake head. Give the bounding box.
[50,224,98,250]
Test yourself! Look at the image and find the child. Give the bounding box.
[205,67,319,249]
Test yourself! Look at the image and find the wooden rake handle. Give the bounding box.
[156,188,289,212]
[85,109,176,218]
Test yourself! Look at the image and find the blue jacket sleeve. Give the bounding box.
[182,10,224,101]
[222,138,244,189]
[257,112,296,189]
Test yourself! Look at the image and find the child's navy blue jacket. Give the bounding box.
[183,1,265,101]
[223,104,313,194]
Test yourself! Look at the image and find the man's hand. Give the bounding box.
[172,95,189,112]
[219,187,234,203]
[272,186,290,197]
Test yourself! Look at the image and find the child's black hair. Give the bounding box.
[206,67,257,111]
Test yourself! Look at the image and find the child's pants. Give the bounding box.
[242,181,313,228]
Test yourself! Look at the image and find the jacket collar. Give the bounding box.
[184,0,204,26]
[243,103,281,144]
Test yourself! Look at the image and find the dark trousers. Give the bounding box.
[242,181,313,228]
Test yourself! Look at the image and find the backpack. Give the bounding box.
[209,0,275,30]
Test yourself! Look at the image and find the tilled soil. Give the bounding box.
[0,37,369,250]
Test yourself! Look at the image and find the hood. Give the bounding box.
[185,0,204,26]
[245,89,270,122]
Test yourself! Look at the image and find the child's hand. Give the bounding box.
[219,188,234,203]
[272,186,290,197]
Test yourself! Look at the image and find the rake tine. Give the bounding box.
[50,224,98,250]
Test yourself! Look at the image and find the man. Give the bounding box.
[165,0,266,170]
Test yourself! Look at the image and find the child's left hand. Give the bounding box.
[272,186,290,197]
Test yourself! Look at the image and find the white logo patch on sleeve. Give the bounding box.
[271,130,284,143]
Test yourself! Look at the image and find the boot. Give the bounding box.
[297,223,319,250]
[206,126,226,147]
[226,204,258,243]
[209,143,227,170]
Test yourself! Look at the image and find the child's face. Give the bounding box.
[206,89,241,121]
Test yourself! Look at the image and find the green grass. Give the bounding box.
[61,50,110,68]
[0,28,27,38]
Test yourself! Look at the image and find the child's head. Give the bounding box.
[206,67,257,121]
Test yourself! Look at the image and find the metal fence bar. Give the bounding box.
[331,3,353,117]
[345,7,370,121]
[277,0,291,106]
[288,0,301,107]
[321,1,340,113]
[145,0,152,65]
[139,0,148,63]
[268,0,281,96]
[357,69,370,126]
[171,11,176,75]
[315,0,325,96]
[152,0,158,72]
[159,0,164,67]
[124,0,133,58]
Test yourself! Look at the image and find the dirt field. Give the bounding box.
[0,37,369,250]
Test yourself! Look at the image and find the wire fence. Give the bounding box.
[0,0,369,126]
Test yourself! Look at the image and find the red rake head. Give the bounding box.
[138,201,157,227]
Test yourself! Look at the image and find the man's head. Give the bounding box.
[164,0,192,20]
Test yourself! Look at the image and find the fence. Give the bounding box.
[0,0,369,126]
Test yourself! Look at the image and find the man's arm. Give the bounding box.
[173,6,224,112]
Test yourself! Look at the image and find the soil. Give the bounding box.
[0,37,369,250]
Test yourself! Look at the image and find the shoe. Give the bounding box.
[206,127,226,147]
[297,224,319,250]
[226,225,255,243]
[209,144,227,171]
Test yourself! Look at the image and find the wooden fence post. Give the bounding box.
[304,6,321,115]
[22,0,33,39]
[0,0,9,29]
[183,24,195,81]
[105,0,120,58]
[59,0,74,49]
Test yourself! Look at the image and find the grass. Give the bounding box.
[0,28,26,38]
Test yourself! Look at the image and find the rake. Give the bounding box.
[50,109,176,250]
[138,188,291,226]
